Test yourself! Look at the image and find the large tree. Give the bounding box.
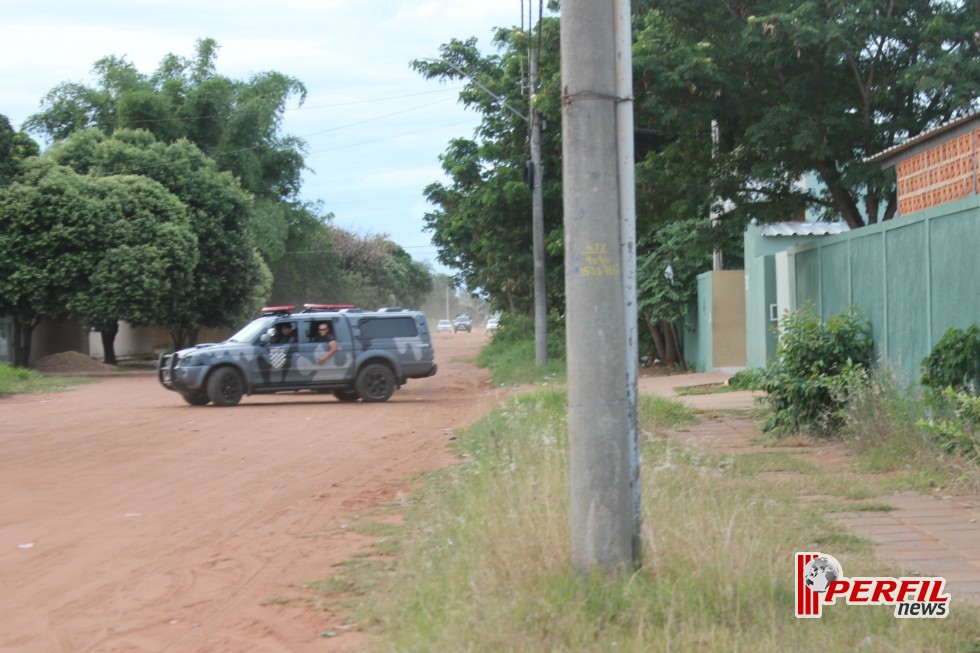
[22,39,311,297]
[0,162,102,366]
[20,38,437,319]
[23,38,307,203]
[329,229,433,309]
[46,128,264,348]
[632,0,980,230]
[0,115,40,186]
[0,161,196,366]
[68,175,198,364]
[412,20,565,315]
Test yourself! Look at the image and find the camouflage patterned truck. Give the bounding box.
[158,305,437,406]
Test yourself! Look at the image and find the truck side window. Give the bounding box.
[359,317,418,339]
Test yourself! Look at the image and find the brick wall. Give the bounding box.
[895,129,979,215]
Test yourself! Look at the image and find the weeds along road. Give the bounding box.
[0,332,496,653]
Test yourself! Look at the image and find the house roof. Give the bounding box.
[865,109,980,168]
[760,221,851,237]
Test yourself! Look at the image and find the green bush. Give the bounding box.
[760,306,873,436]
[485,313,566,360]
[918,325,980,460]
[921,324,980,396]
[917,388,980,461]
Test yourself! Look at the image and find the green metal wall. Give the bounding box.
[743,224,817,368]
[682,277,712,372]
[788,195,980,384]
[744,254,776,367]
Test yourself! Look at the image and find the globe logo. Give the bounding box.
[804,555,843,593]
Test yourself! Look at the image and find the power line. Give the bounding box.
[300,97,455,139]
[306,117,479,154]
[292,87,464,112]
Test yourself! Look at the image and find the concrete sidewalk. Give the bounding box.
[638,371,980,605]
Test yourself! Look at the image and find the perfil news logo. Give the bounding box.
[795,553,950,619]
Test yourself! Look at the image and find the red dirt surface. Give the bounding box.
[0,333,498,653]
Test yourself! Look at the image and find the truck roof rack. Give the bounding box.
[301,303,358,312]
[260,305,295,316]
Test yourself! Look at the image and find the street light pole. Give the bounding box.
[529,49,547,366]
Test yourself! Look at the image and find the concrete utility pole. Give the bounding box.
[561,0,640,573]
[529,49,547,367]
[614,0,641,567]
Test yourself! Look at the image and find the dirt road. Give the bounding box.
[0,333,496,652]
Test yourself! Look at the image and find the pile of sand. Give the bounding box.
[33,351,117,374]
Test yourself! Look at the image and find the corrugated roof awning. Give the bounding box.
[760,221,851,237]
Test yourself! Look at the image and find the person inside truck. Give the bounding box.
[273,322,297,343]
[312,322,338,364]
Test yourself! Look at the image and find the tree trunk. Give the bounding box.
[170,329,187,351]
[170,328,200,351]
[642,312,668,362]
[640,313,687,367]
[659,320,680,365]
[666,320,686,368]
[12,317,38,368]
[99,321,119,366]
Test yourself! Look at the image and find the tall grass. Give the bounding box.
[842,370,980,493]
[342,389,980,652]
[476,336,567,387]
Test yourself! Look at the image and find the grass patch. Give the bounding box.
[310,388,980,652]
[728,451,822,477]
[0,363,92,397]
[476,338,566,387]
[638,393,698,430]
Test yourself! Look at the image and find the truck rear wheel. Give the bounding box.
[355,363,395,402]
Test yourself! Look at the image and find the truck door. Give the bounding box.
[288,317,354,386]
[254,320,299,387]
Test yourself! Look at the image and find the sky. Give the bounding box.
[0,0,537,275]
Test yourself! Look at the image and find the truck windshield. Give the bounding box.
[227,316,276,343]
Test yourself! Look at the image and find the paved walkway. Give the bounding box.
[637,371,980,605]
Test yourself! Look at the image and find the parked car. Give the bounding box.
[485,317,500,333]
[452,314,472,333]
[437,319,453,332]
[158,306,437,406]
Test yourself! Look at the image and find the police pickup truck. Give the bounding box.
[158,305,437,406]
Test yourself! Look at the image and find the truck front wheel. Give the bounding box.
[355,363,395,402]
[182,393,210,406]
[207,367,244,407]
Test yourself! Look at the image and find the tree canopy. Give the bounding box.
[415,3,977,362]
[632,0,980,229]
[12,41,434,352]
[0,159,198,364]
[412,21,565,315]
[45,128,264,346]
[23,38,307,203]
[0,115,40,186]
